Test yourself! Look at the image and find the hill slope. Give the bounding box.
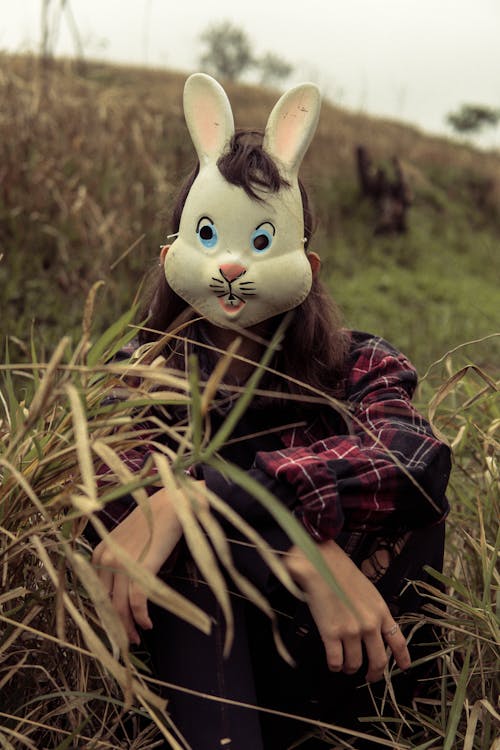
[1,54,499,370]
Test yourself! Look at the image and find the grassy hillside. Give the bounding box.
[1,54,498,750]
[1,53,499,371]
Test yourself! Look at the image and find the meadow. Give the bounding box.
[0,54,499,749]
[1,54,499,371]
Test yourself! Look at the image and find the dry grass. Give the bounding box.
[0,306,311,748]
[2,53,500,367]
[1,304,498,748]
[1,52,498,749]
[0,312,188,748]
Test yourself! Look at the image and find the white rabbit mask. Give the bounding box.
[164,73,321,329]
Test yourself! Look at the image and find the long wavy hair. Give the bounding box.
[139,130,349,402]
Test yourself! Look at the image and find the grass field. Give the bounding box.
[1,53,499,371]
[0,54,499,749]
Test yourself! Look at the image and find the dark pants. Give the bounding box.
[143,523,445,750]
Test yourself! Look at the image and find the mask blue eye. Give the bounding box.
[197,217,218,248]
[251,223,275,253]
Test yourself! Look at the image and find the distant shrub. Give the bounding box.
[447,104,500,135]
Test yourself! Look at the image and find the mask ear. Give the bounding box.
[183,73,235,166]
[263,83,321,178]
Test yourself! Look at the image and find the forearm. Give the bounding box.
[91,484,187,643]
[283,539,347,588]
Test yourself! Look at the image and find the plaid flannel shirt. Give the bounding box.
[95,331,450,545]
[254,331,451,541]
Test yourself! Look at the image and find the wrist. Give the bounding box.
[148,489,182,532]
[283,539,347,588]
[283,545,318,587]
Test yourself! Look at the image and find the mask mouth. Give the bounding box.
[217,294,246,315]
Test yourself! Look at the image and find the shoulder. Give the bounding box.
[343,331,418,400]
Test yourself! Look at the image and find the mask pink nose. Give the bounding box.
[219,263,246,282]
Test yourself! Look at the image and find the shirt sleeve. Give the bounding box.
[202,464,296,549]
[254,332,451,542]
[201,465,297,590]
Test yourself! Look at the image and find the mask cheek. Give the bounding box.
[163,241,202,302]
[251,254,313,314]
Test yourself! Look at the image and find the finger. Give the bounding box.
[383,621,411,671]
[91,542,103,566]
[92,542,115,578]
[324,638,344,672]
[95,565,114,599]
[342,636,363,674]
[363,631,388,683]
[92,546,115,598]
[112,574,141,645]
[128,581,153,631]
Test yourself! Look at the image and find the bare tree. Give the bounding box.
[356,146,413,235]
[40,0,60,61]
[39,0,84,68]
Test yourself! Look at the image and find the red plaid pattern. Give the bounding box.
[255,332,450,540]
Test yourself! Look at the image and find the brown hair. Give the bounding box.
[139,130,349,400]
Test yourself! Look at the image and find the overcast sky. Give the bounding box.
[2,0,500,148]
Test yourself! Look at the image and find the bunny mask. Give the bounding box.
[164,73,321,329]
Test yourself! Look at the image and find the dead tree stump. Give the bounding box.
[356,146,413,234]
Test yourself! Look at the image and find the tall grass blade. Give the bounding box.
[187,353,203,455]
[86,306,138,367]
[207,456,354,609]
[185,478,294,665]
[153,453,234,654]
[65,382,97,504]
[442,646,471,750]
[26,336,70,427]
[202,486,302,598]
[199,314,290,461]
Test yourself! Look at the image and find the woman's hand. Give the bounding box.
[91,487,184,645]
[284,540,411,682]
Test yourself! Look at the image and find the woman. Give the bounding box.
[90,74,450,749]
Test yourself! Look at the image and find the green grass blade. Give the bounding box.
[206,456,354,609]
[198,314,290,462]
[443,646,471,750]
[53,718,92,750]
[1,341,23,435]
[187,354,202,456]
[85,306,138,367]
